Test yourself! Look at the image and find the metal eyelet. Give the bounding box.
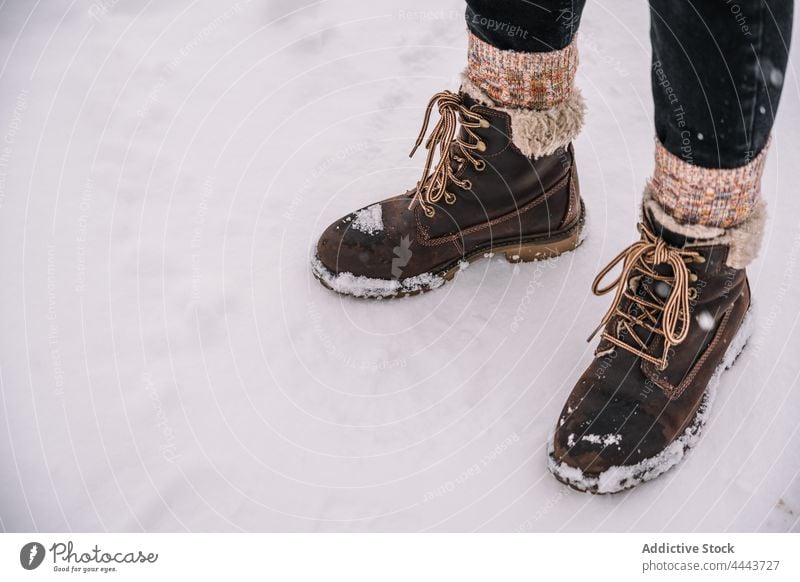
[474,160,486,172]
[461,180,472,191]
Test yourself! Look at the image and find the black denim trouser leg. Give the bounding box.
[650,0,793,169]
[465,0,586,52]
[465,0,792,169]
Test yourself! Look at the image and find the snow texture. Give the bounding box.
[581,433,622,447]
[351,204,383,235]
[696,311,715,332]
[311,256,444,298]
[0,0,798,532]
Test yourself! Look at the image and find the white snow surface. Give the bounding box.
[0,0,799,532]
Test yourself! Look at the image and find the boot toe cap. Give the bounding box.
[315,210,393,279]
[315,196,426,285]
[551,389,670,484]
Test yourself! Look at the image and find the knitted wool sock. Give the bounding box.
[465,32,578,110]
[644,140,769,269]
[460,31,585,160]
[649,139,768,229]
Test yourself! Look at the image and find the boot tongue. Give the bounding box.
[458,88,489,111]
[644,206,690,248]
[612,212,685,355]
[457,94,478,145]
[459,90,477,109]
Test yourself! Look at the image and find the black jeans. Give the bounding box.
[465,0,793,169]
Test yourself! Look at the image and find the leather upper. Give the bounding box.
[315,92,580,281]
[552,217,751,475]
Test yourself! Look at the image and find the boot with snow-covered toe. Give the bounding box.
[312,82,586,299]
[548,189,762,494]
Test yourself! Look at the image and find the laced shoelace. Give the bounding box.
[408,91,489,218]
[588,222,703,370]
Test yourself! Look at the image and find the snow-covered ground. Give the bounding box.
[1,0,799,532]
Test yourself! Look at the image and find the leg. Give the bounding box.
[466,0,585,52]
[649,0,793,227]
[651,0,792,171]
[464,0,586,109]
[549,1,793,492]
[312,1,589,298]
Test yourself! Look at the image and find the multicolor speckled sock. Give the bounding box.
[465,31,577,110]
[649,139,768,229]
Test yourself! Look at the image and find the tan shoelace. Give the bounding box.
[588,222,702,370]
[408,91,489,218]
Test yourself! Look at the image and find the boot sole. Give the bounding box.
[312,201,586,299]
[547,305,755,494]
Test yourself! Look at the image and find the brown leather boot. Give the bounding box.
[548,191,762,493]
[312,85,586,298]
